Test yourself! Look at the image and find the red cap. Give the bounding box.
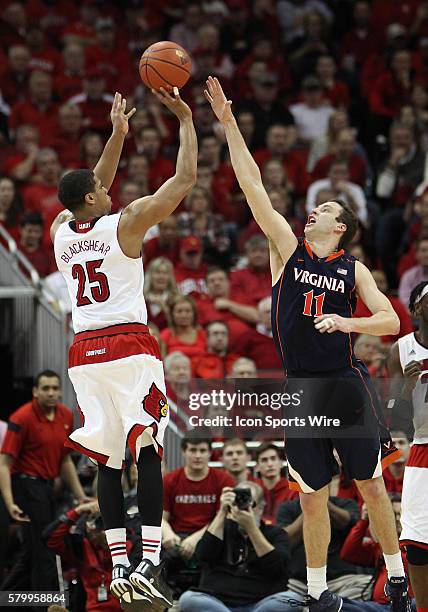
[180,235,202,253]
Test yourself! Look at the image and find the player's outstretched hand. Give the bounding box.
[111,92,136,136]
[204,76,233,124]
[152,87,192,121]
[314,313,353,334]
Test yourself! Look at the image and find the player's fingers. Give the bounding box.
[173,86,180,98]
[121,98,126,112]
[126,107,137,119]
[159,86,175,101]
[204,89,213,104]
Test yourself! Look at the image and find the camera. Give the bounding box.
[233,487,253,510]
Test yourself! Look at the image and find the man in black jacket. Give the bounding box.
[178,481,301,611]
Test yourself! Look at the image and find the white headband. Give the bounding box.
[416,284,428,304]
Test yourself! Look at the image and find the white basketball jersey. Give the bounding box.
[54,214,147,333]
[398,332,428,444]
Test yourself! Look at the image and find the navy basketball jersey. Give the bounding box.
[271,238,357,373]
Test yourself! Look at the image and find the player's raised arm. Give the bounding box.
[204,76,297,265]
[314,261,400,336]
[118,87,197,256]
[93,92,136,191]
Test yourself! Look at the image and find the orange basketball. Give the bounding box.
[139,41,192,92]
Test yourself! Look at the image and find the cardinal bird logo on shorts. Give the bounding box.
[142,383,169,422]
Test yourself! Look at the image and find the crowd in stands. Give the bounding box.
[1,0,428,610]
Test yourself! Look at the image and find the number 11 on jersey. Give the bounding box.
[302,290,325,317]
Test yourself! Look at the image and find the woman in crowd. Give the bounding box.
[160,295,207,359]
[79,132,104,170]
[144,256,179,331]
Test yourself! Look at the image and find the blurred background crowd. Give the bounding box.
[0,0,427,610]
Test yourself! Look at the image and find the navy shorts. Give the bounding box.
[284,362,400,493]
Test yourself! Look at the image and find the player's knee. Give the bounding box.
[406,544,428,566]
[355,476,385,503]
[299,486,329,514]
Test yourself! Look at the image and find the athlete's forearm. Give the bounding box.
[223,116,264,192]
[350,311,400,336]
[0,460,14,509]
[93,128,126,192]
[175,117,198,186]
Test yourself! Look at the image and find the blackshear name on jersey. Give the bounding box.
[54,214,147,333]
[272,238,357,373]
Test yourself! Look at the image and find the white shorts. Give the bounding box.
[400,444,428,548]
[66,323,169,469]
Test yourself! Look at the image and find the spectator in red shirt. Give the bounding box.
[253,124,308,197]
[0,370,85,595]
[230,235,271,307]
[26,25,61,75]
[0,176,23,241]
[221,438,253,484]
[2,123,39,183]
[17,212,55,277]
[9,70,58,141]
[44,500,126,612]
[22,147,62,246]
[144,256,179,331]
[174,235,208,297]
[61,2,99,47]
[315,54,351,109]
[311,127,368,186]
[339,0,379,74]
[47,103,82,168]
[354,269,413,344]
[144,215,180,266]
[0,44,30,106]
[192,321,239,379]
[255,443,297,525]
[54,42,86,102]
[160,295,207,360]
[340,496,414,605]
[135,127,174,191]
[198,134,236,193]
[234,296,284,372]
[162,435,234,559]
[196,266,258,349]
[370,49,414,120]
[68,68,114,135]
[85,17,132,95]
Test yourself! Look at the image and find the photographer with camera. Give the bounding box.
[179,482,299,611]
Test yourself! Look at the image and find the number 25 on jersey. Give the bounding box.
[72,259,110,306]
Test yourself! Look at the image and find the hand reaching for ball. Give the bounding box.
[204,76,234,124]
[111,92,136,136]
[152,87,192,121]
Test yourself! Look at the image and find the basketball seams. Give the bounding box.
[144,60,154,89]
[141,56,190,74]
[146,63,175,88]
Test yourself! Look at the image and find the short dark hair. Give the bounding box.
[255,442,281,462]
[206,266,228,281]
[207,320,229,334]
[20,212,43,227]
[332,199,358,250]
[58,169,95,212]
[409,281,428,315]
[181,433,212,451]
[34,369,60,387]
